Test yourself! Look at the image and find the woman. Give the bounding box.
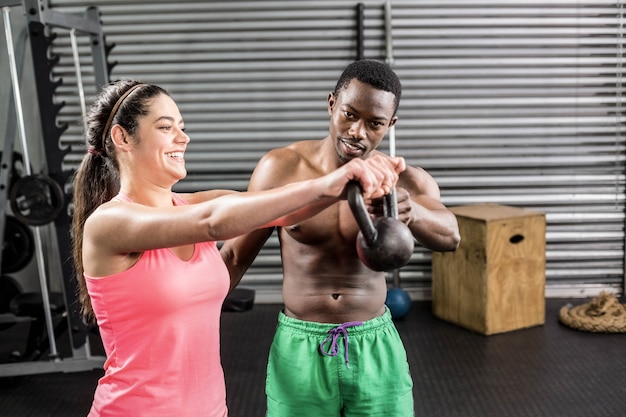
[71,80,404,417]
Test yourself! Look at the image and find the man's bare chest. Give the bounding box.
[283,201,360,246]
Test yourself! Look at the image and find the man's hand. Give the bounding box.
[366,186,413,225]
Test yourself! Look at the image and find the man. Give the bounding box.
[221,59,460,417]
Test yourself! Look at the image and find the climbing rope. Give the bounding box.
[559,291,626,333]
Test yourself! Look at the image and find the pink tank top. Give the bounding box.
[86,193,229,417]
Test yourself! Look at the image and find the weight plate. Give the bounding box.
[2,215,35,273]
[0,275,21,331]
[10,174,64,226]
[0,151,26,194]
[0,275,20,313]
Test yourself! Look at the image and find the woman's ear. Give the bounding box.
[110,124,131,150]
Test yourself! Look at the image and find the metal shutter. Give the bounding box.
[48,0,625,301]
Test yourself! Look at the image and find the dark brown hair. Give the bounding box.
[71,80,169,320]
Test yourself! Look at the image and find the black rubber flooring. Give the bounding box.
[0,298,624,417]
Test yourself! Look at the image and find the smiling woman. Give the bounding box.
[68,79,405,417]
[113,94,191,189]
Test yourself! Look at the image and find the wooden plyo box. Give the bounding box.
[432,204,546,335]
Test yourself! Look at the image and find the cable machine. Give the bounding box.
[0,0,111,376]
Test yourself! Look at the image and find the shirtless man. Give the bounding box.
[221,59,460,417]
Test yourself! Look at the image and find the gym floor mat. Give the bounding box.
[0,298,624,417]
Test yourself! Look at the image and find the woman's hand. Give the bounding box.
[327,155,406,200]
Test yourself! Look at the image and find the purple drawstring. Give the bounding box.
[319,321,363,368]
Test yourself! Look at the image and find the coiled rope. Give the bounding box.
[559,291,626,333]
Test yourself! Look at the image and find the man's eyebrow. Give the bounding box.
[344,104,388,121]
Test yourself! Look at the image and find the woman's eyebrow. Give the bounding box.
[154,116,184,125]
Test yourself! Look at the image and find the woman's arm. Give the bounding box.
[85,155,405,256]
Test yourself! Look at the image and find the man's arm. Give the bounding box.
[220,227,274,292]
[395,166,460,252]
[219,146,308,290]
[218,146,312,290]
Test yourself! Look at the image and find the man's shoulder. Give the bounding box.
[398,164,439,196]
[262,140,319,163]
[251,141,320,189]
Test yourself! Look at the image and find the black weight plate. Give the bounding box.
[0,151,26,194]
[10,174,64,226]
[0,275,21,331]
[0,275,20,313]
[2,215,34,274]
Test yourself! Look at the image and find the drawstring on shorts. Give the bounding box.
[319,321,363,368]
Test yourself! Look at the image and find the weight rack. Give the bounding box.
[0,0,111,376]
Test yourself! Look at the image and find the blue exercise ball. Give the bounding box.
[386,288,411,320]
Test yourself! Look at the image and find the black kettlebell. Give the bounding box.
[346,181,414,271]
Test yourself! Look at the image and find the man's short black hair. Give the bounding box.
[333,60,402,115]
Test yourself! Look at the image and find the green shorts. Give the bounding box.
[265,308,414,417]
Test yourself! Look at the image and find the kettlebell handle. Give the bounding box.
[346,181,378,246]
[385,188,398,219]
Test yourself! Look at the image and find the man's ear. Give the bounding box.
[389,116,398,129]
[327,91,336,115]
[110,124,131,150]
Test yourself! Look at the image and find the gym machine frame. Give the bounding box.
[0,0,110,376]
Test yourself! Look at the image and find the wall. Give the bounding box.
[26,0,626,301]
